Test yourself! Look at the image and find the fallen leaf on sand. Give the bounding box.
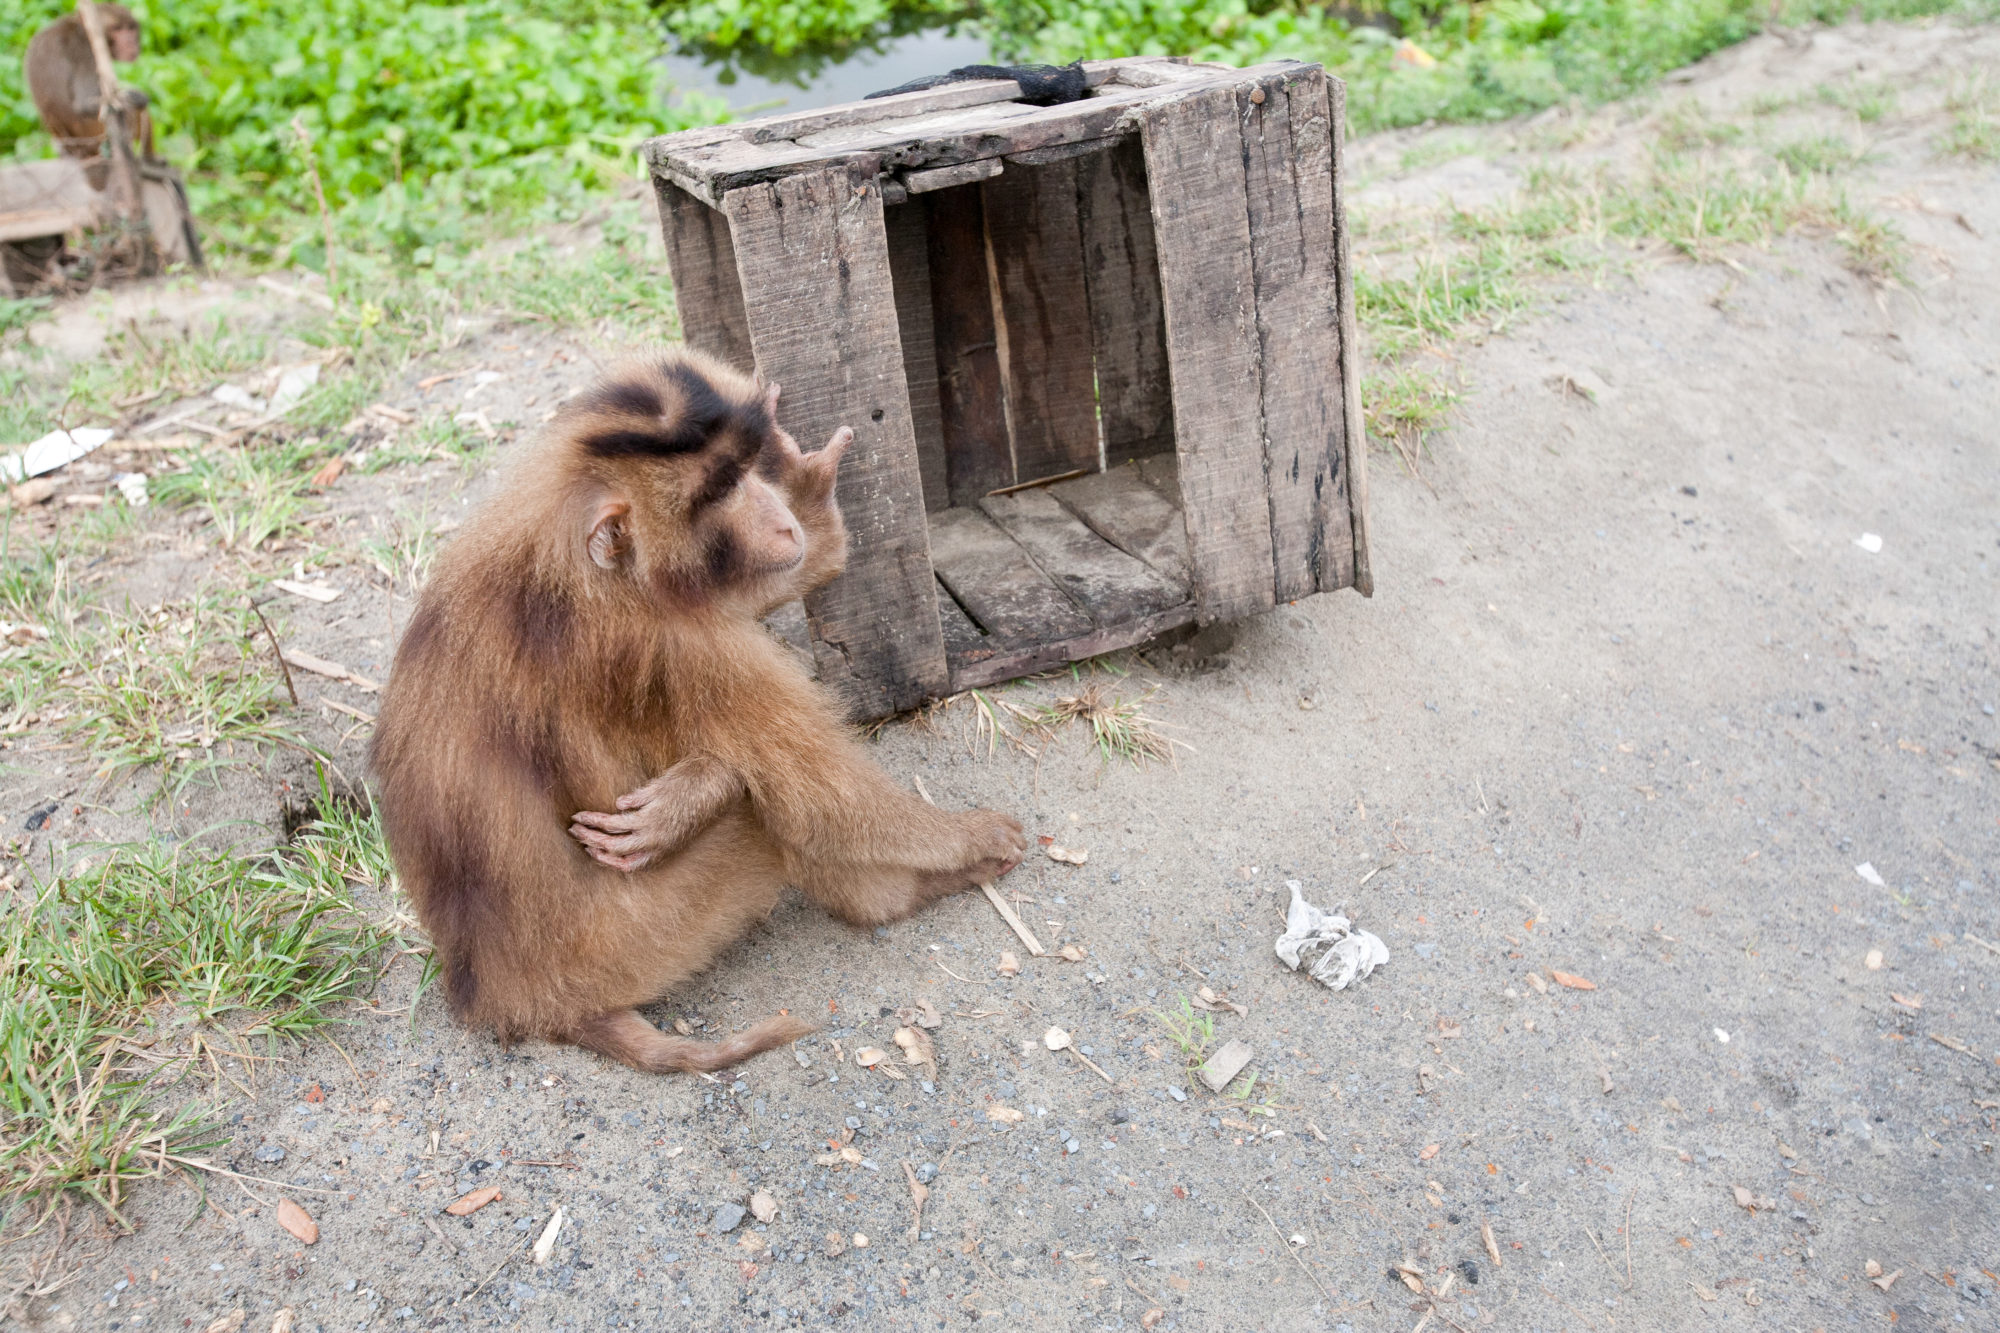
[1864,1259,1882,1278]
[987,1106,1026,1123]
[271,1309,296,1333]
[1141,1310,1165,1329]
[1059,944,1088,962]
[1872,1269,1902,1292]
[737,1233,767,1254]
[1395,1262,1425,1293]
[1689,1282,1718,1301]
[814,1146,866,1166]
[750,1190,778,1223]
[1044,1026,1071,1051]
[1419,1143,1441,1161]
[1524,973,1548,994]
[893,1025,935,1067]
[1864,949,1884,970]
[1731,1185,1773,1213]
[894,999,943,1029]
[1777,1142,1797,1160]
[854,1047,888,1067]
[823,1231,847,1257]
[204,1311,246,1333]
[1192,985,1247,1016]
[997,951,1021,976]
[1046,845,1088,865]
[276,1198,318,1245]
[532,1207,563,1265]
[852,1232,869,1248]
[1549,970,1597,991]
[1165,1275,1191,1292]
[446,1186,502,1216]
[309,455,347,488]
[303,1084,324,1104]
[1890,992,1922,1010]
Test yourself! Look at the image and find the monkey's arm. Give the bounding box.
[567,754,743,872]
[691,650,1024,877]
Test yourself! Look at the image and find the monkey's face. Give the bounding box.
[576,358,808,609]
[109,24,140,61]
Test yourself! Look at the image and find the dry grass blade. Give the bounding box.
[1030,684,1184,767]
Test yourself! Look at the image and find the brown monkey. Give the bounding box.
[369,350,1027,1074]
[25,3,152,161]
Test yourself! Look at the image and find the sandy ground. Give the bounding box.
[6,20,1999,1333]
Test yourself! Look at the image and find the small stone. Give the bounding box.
[1167,1086,1186,1102]
[711,1203,747,1233]
[254,1144,286,1164]
[749,1191,778,1224]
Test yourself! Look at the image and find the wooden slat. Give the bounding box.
[799,103,1046,153]
[926,185,1012,506]
[936,582,988,659]
[982,160,1101,483]
[1241,67,1351,601]
[1134,452,1180,498]
[1141,85,1277,624]
[906,158,1003,194]
[884,200,948,512]
[928,507,1092,643]
[980,489,1184,624]
[1328,75,1372,597]
[1049,463,1190,583]
[722,167,948,717]
[656,178,752,368]
[948,603,1196,692]
[747,80,1024,144]
[1076,135,1173,465]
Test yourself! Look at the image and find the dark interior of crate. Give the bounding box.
[882,137,1195,687]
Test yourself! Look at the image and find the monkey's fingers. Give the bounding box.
[568,822,653,858]
[570,808,643,833]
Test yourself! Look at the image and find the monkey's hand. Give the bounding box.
[952,809,1028,885]
[568,755,743,873]
[780,424,853,512]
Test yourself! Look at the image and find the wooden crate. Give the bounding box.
[646,56,1371,719]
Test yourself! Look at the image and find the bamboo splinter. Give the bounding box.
[914,775,1045,956]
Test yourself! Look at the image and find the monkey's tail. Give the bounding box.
[571,1008,815,1074]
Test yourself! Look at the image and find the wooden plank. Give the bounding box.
[936,581,988,659]
[906,158,1002,194]
[1134,452,1180,499]
[1241,67,1351,602]
[1076,135,1173,465]
[799,103,1046,153]
[982,160,1101,483]
[746,80,1024,144]
[948,603,1196,692]
[656,177,752,368]
[980,488,1184,624]
[1141,84,1277,624]
[1328,75,1372,597]
[928,506,1092,643]
[926,185,1012,506]
[884,199,948,512]
[1050,463,1191,583]
[722,167,948,717]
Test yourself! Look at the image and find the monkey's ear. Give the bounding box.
[586,499,632,571]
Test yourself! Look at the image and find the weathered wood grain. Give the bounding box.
[981,489,1184,624]
[1134,451,1181,499]
[947,603,1196,692]
[928,506,1092,643]
[982,160,1102,482]
[1141,84,1277,623]
[748,80,1024,144]
[884,199,947,511]
[799,103,1046,153]
[1327,75,1372,597]
[1076,135,1173,465]
[905,158,1003,194]
[1241,67,1351,601]
[722,166,948,717]
[936,582,989,659]
[925,184,1012,505]
[1050,463,1191,583]
[655,178,752,368]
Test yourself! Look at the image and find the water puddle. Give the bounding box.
[661,23,996,117]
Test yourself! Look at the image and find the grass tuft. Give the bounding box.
[1027,684,1183,767]
[1,794,398,1223]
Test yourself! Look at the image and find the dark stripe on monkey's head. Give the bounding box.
[689,456,744,514]
[579,360,772,461]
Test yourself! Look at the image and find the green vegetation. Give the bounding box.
[0,794,397,1221]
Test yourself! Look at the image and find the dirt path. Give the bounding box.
[8,21,1999,1333]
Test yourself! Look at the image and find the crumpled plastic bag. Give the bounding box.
[1275,880,1389,990]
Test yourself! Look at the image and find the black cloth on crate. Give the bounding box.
[866,61,1089,107]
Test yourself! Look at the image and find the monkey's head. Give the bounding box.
[565,354,812,610]
[100,4,141,62]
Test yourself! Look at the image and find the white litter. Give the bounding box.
[1855,533,1883,554]
[1,426,115,483]
[212,383,264,413]
[1855,862,1884,887]
[267,363,321,417]
[113,472,149,507]
[1714,1028,1730,1043]
[1274,881,1389,990]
